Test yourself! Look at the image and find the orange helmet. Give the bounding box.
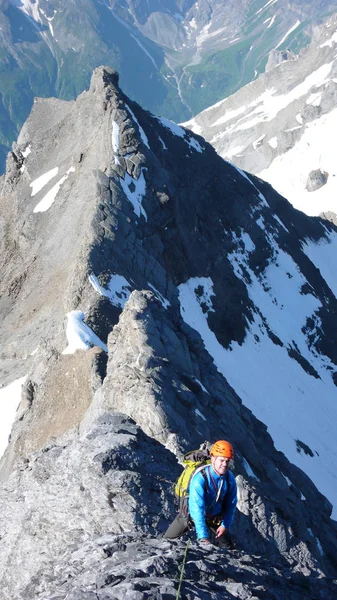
[210,440,234,459]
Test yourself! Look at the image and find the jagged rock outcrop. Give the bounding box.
[306,169,328,191]
[265,49,298,72]
[320,210,337,225]
[1,66,337,599]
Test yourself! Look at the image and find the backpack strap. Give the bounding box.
[201,466,209,493]
[197,466,231,498]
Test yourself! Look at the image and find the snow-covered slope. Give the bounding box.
[185,14,337,217]
[179,225,337,518]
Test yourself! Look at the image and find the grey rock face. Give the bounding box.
[266,49,298,72]
[320,210,337,225]
[1,66,337,598]
[306,169,328,191]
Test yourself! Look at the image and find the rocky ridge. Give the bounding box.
[0,67,337,598]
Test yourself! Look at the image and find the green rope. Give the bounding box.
[176,539,190,600]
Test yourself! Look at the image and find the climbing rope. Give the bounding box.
[176,539,190,600]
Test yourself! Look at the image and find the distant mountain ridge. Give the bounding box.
[1,0,337,172]
[184,13,337,217]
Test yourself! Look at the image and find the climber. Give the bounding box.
[164,440,237,547]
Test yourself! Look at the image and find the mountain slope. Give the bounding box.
[1,0,337,173]
[184,13,337,217]
[0,67,337,598]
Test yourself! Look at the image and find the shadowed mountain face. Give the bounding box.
[0,67,337,599]
[184,13,337,218]
[1,0,337,174]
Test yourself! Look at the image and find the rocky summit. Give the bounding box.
[0,66,337,599]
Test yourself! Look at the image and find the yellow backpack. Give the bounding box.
[174,448,211,498]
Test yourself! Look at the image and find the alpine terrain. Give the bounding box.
[0,67,337,599]
[1,0,337,173]
[185,13,337,218]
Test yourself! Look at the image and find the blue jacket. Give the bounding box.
[188,465,237,540]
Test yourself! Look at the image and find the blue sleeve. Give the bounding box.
[188,472,209,540]
[220,472,237,529]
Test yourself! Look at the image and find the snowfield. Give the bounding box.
[258,108,337,215]
[178,231,337,518]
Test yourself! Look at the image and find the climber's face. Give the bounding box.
[211,455,230,476]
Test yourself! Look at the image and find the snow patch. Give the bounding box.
[112,121,120,154]
[256,0,278,14]
[256,216,265,229]
[212,104,248,128]
[195,408,206,421]
[268,137,278,149]
[267,15,276,29]
[275,20,301,50]
[125,105,150,149]
[179,277,215,318]
[33,167,75,213]
[193,378,209,394]
[232,164,269,207]
[302,232,337,299]
[222,144,246,158]
[22,144,31,158]
[320,31,337,48]
[316,537,324,556]
[158,137,167,150]
[147,283,171,309]
[273,214,289,233]
[119,169,147,221]
[30,167,59,196]
[242,457,260,481]
[89,274,131,308]
[62,311,108,355]
[157,117,204,153]
[181,118,203,136]
[283,474,293,487]
[306,92,322,106]
[252,134,265,149]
